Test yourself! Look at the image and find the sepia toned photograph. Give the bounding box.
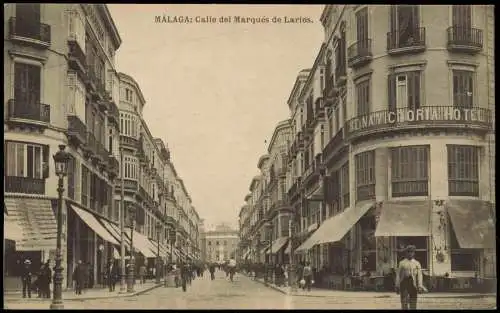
[3,3,496,310]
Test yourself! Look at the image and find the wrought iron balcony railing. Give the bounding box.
[5,176,45,194]
[348,39,373,68]
[9,17,51,46]
[447,26,483,52]
[8,99,50,124]
[387,27,426,54]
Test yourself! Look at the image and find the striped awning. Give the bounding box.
[4,197,57,251]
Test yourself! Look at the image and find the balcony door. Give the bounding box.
[14,63,41,114]
[390,5,420,48]
[15,4,40,38]
[452,5,472,42]
[356,8,369,51]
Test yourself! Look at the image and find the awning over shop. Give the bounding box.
[266,237,289,255]
[375,201,431,237]
[99,219,131,247]
[310,200,375,247]
[447,200,496,249]
[131,230,157,258]
[69,204,120,246]
[4,197,57,251]
[4,212,24,241]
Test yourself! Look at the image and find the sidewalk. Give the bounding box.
[3,280,163,302]
[244,273,496,300]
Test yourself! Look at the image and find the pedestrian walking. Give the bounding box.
[42,260,52,298]
[396,245,426,310]
[138,264,147,284]
[105,259,118,292]
[302,261,313,291]
[72,260,85,295]
[21,259,33,298]
[209,263,216,281]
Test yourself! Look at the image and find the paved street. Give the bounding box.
[4,271,496,310]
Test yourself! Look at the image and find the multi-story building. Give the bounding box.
[202,224,239,263]
[237,197,252,262]
[241,4,495,290]
[4,4,202,291]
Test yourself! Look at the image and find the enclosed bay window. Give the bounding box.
[124,156,139,180]
[67,73,86,120]
[120,112,137,138]
[355,151,376,202]
[391,146,429,197]
[452,70,474,108]
[125,88,133,103]
[447,145,479,197]
[68,9,85,50]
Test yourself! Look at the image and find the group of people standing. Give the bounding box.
[20,258,52,299]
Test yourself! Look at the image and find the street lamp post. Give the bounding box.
[156,221,162,284]
[127,205,136,293]
[119,147,126,293]
[50,145,70,310]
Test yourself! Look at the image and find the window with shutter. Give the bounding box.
[452,70,474,108]
[447,145,479,197]
[389,5,421,49]
[355,151,376,202]
[391,146,429,197]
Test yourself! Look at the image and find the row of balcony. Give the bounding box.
[346,27,483,69]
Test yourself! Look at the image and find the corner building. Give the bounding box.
[289,5,495,291]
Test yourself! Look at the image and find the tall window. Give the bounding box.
[341,91,347,123]
[340,162,350,209]
[452,5,472,42]
[67,155,76,200]
[453,70,474,108]
[120,112,137,137]
[67,73,85,120]
[355,151,376,202]
[108,128,114,153]
[125,88,133,102]
[124,156,138,180]
[334,103,340,133]
[447,145,479,197]
[335,27,347,79]
[81,165,90,207]
[356,79,370,116]
[396,236,428,269]
[15,63,41,108]
[391,146,429,197]
[389,5,420,49]
[5,141,45,179]
[15,4,41,38]
[388,71,421,112]
[356,7,369,48]
[360,215,377,271]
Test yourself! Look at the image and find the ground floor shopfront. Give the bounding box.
[294,199,496,292]
[4,195,170,290]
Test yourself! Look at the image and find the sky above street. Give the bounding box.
[108,4,324,229]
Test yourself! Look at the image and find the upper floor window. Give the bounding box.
[68,9,85,50]
[355,150,375,202]
[120,112,137,138]
[447,145,479,197]
[15,4,41,39]
[340,162,350,209]
[355,79,371,116]
[452,70,474,108]
[391,146,429,197]
[356,7,369,43]
[389,5,421,49]
[67,73,85,121]
[14,63,41,106]
[452,5,472,29]
[5,141,46,179]
[123,156,138,180]
[125,88,134,103]
[388,71,421,111]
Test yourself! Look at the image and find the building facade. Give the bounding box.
[202,224,239,263]
[4,3,201,290]
[240,4,495,291]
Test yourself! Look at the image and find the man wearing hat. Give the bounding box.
[395,245,425,310]
[21,259,33,298]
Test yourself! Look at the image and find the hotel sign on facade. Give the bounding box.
[346,106,492,135]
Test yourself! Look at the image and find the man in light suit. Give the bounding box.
[395,245,425,310]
